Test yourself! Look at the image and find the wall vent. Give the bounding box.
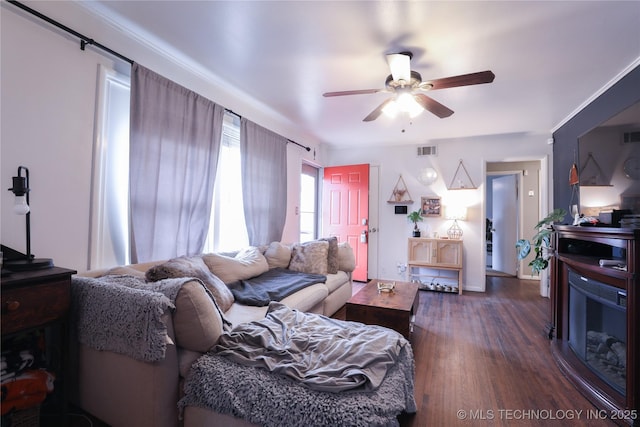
[417,145,437,156]
[622,131,640,144]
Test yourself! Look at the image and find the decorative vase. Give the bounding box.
[413,229,421,237]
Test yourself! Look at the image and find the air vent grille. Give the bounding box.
[417,145,437,156]
[623,131,640,144]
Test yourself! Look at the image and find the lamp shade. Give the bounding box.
[446,206,467,221]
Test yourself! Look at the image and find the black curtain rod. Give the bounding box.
[224,108,311,152]
[8,0,133,65]
[9,0,311,153]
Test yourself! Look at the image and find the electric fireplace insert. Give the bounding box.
[568,268,627,396]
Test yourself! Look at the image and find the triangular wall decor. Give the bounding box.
[388,175,414,204]
[448,160,477,190]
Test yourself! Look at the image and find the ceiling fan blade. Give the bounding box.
[414,94,454,118]
[363,98,395,122]
[386,53,412,83]
[323,88,383,97]
[422,70,495,90]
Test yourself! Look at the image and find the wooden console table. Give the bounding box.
[407,237,463,294]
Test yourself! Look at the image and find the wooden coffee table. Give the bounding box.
[345,279,419,340]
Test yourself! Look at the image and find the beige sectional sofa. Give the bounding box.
[70,239,355,427]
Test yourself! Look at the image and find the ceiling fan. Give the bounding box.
[323,52,495,122]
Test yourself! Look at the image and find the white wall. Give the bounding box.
[324,134,552,292]
[1,2,320,272]
[1,2,554,286]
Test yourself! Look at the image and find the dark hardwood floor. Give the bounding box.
[336,276,616,427]
[68,276,615,427]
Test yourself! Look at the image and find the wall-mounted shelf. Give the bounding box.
[388,175,414,204]
[448,160,477,190]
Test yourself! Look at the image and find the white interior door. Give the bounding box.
[492,174,518,275]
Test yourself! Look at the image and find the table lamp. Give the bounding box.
[5,166,53,271]
[446,206,467,240]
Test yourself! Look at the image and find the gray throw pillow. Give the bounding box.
[288,240,329,275]
[320,237,339,274]
[146,256,234,312]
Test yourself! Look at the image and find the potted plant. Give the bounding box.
[408,210,423,237]
[516,208,567,274]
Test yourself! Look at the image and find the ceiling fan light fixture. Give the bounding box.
[382,100,399,118]
[396,92,423,118]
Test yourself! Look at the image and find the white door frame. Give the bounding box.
[484,156,550,296]
[368,165,380,280]
[487,171,522,275]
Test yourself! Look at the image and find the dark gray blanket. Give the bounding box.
[226,267,326,306]
[179,302,416,426]
[215,302,405,392]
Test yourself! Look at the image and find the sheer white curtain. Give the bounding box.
[240,118,287,245]
[129,63,224,262]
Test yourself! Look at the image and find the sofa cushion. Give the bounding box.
[288,240,329,275]
[202,246,269,284]
[337,242,356,272]
[145,256,234,312]
[319,237,339,274]
[264,242,292,269]
[324,271,349,293]
[173,280,224,353]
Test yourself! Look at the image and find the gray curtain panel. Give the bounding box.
[129,63,224,263]
[240,118,287,246]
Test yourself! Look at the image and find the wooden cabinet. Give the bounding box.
[1,266,76,425]
[550,226,638,425]
[407,238,463,294]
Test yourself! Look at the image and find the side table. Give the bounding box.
[1,266,76,426]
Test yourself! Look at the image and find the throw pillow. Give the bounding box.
[319,237,339,274]
[201,246,269,284]
[173,280,225,352]
[337,242,356,272]
[288,240,329,275]
[104,265,146,279]
[145,256,234,312]
[264,241,292,269]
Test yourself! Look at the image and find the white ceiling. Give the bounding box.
[83,1,640,149]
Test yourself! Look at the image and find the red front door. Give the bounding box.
[322,164,369,282]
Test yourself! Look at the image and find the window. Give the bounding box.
[91,84,247,268]
[203,113,249,253]
[89,66,131,269]
[300,163,319,243]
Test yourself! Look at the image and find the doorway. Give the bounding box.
[322,164,370,282]
[486,160,542,279]
[486,173,519,276]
